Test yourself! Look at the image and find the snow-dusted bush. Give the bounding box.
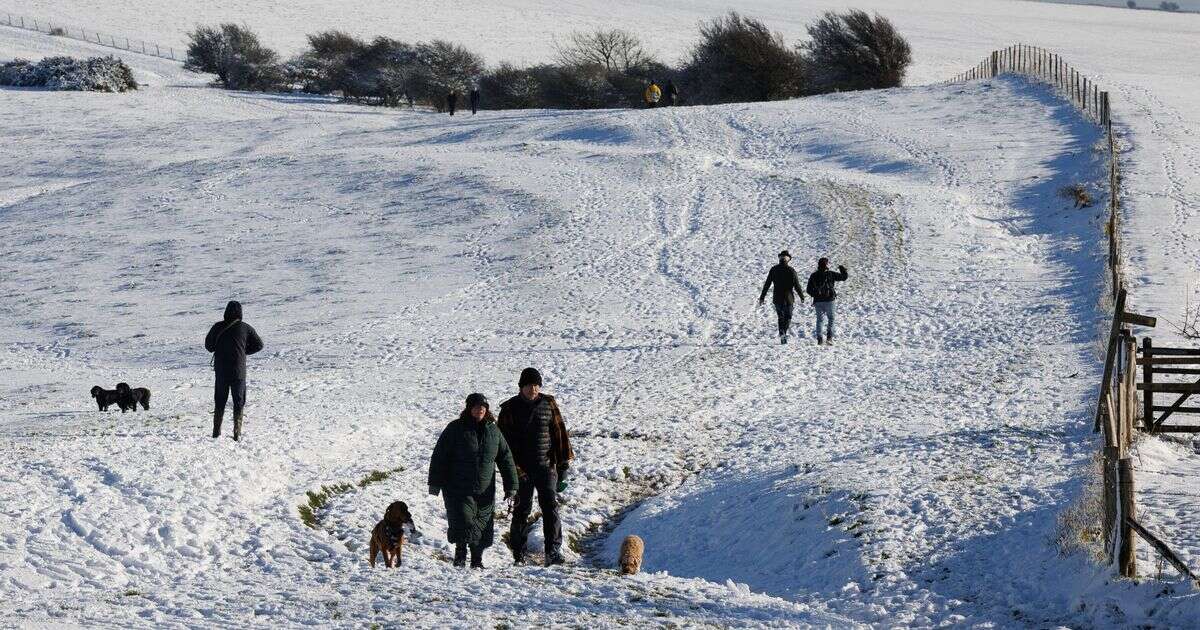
[478,63,542,109]
[0,56,138,92]
[679,12,808,105]
[406,40,485,109]
[803,10,912,93]
[185,23,284,90]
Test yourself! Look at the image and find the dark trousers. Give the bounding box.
[773,301,794,336]
[509,468,561,557]
[470,97,478,115]
[214,372,246,421]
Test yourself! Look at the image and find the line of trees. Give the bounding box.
[184,10,912,110]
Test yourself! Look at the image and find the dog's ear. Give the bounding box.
[91,386,101,396]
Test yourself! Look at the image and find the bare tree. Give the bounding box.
[554,29,656,73]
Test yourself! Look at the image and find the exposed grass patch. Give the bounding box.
[297,466,406,529]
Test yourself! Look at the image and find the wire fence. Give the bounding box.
[1,11,180,62]
[950,44,1199,588]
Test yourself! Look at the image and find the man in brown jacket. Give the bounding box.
[497,367,574,566]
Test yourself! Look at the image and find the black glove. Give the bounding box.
[838,265,847,272]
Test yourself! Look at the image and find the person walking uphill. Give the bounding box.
[806,257,849,345]
[447,90,458,116]
[204,300,264,441]
[759,250,805,344]
[429,393,519,569]
[497,368,574,566]
[643,81,662,108]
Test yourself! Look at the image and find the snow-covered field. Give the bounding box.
[3,2,1200,627]
[2,0,1198,337]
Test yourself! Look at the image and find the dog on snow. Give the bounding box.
[90,386,123,411]
[619,534,644,575]
[369,501,416,568]
[115,382,151,412]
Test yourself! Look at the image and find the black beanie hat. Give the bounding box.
[519,367,543,388]
[465,392,489,409]
[779,250,791,259]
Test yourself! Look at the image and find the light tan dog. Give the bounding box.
[618,534,644,575]
[369,501,415,568]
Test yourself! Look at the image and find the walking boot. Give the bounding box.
[470,545,484,569]
[233,412,243,442]
[453,543,467,567]
[545,548,565,566]
[212,411,223,438]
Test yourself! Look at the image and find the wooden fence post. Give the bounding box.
[1096,289,1128,431]
[1103,445,1120,563]
[1119,457,1137,578]
[991,50,998,77]
[1125,334,1136,449]
[1143,337,1154,432]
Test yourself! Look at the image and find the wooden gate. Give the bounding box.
[1138,337,1200,433]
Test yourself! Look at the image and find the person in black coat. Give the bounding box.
[666,80,679,106]
[429,393,519,569]
[204,300,264,440]
[469,87,480,115]
[447,91,458,116]
[759,250,805,344]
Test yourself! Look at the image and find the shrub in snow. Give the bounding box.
[0,56,138,92]
[478,63,542,109]
[407,40,485,110]
[349,37,421,107]
[803,10,912,93]
[289,30,367,97]
[1159,1,1181,11]
[1058,183,1094,209]
[680,12,808,105]
[48,27,66,37]
[184,23,284,91]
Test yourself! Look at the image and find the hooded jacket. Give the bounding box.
[204,301,264,379]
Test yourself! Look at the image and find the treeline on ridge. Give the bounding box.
[184,10,912,110]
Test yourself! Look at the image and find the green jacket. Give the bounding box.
[428,417,519,497]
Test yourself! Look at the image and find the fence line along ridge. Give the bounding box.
[1,11,179,61]
[950,44,1200,589]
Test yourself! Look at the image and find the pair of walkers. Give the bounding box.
[428,367,574,569]
[759,251,849,345]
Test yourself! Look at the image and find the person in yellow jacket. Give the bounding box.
[643,81,662,108]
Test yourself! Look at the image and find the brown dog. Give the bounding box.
[369,501,415,568]
[619,534,644,575]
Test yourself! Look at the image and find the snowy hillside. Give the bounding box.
[3,10,1200,630]
[4,0,1199,338]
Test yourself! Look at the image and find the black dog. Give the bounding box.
[115,383,151,412]
[90,386,123,411]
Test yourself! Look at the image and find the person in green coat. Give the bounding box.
[429,393,519,568]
